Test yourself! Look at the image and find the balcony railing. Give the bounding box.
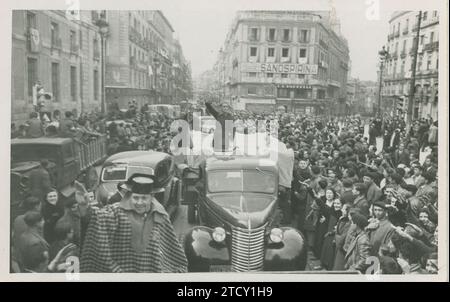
[51,37,62,50]
[400,50,407,58]
[402,28,409,35]
[424,41,439,52]
[391,51,398,59]
[94,49,101,60]
[388,34,394,41]
[394,31,400,38]
[70,43,79,54]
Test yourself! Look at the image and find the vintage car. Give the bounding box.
[96,150,181,218]
[181,155,307,272]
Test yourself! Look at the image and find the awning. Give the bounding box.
[276,84,312,89]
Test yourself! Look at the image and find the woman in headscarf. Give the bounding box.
[41,189,64,244]
[332,203,353,271]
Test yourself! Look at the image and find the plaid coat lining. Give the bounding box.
[80,204,187,273]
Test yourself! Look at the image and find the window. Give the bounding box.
[402,40,406,52]
[422,12,427,21]
[93,38,99,57]
[70,66,77,101]
[250,47,257,57]
[79,63,83,98]
[405,19,409,31]
[281,73,288,78]
[299,48,307,58]
[268,28,276,41]
[395,42,398,52]
[51,22,59,46]
[94,69,99,100]
[247,86,257,95]
[79,30,83,50]
[433,11,437,18]
[430,32,434,43]
[51,62,59,102]
[264,86,274,96]
[420,35,425,45]
[27,58,38,98]
[277,88,289,98]
[26,12,36,29]
[427,59,432,70]
[266,73,274,78]
[299,30,309,43]
[70,30,76,49]
[248,72,257,77]
[268,47,275,57]
[282,48,289,57]
[283,29,290,42]
[249,28,259,41]
[298,74,305,79]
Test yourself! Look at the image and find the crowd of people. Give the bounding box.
[10,101,439,274]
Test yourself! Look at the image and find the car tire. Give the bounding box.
[187,204,197,224]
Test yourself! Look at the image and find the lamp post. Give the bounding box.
[377,46,390,117]
[153,57,161,104]
[96,16,109,115]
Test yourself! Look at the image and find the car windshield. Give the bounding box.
[208,170,276,193]
[11,144,58,163]
[101,164,154,181]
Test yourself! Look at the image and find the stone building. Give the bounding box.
[11,10,105,124]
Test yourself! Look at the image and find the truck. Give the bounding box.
[10,136,107,218]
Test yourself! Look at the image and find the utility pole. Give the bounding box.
[377,46,389,116]
[406,11,422,129]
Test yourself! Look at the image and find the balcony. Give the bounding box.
[400,50,407,58]
[94,49,101,60]
[70,43,79,54]
[402,28,409,35]
[390,51,398,59]
[387,34,393,41]
[394,31,400,38]
[412,23,419,32]
[51,37,62,50]
[424,41,439,52]
[129,56,137,67]
[319,39,328,49]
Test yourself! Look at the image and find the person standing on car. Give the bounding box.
[81,174,187,272]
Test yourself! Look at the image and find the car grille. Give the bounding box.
[230,224,266,272]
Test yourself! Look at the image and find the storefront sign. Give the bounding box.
[260,63,318,74]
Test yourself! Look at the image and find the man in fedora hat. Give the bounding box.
[81,174,187,272]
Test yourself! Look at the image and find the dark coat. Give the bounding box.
[107,191,123,205]
[41,200,64,244]
[344,230,371,272]
[353,195,370,218]
[16,229,49,269]
[28,166,52,201]
[333,216,352,271]
[366,182,382,205]
[26,118,44,138]
[340,190,356,205]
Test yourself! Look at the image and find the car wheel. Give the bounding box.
[187,204,197,224]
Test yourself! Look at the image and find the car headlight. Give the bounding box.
[212,227,226,243]
[269,228,283,243]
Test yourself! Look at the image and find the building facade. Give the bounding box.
[382,11,439,121]
[11,10,104,124]
[347,78,378,116]
[215,11,350,115]
[104,10,192,111]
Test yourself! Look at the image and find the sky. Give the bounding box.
[161,0,441,81]
[162,0,395,82]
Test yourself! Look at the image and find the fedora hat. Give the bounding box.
[126,174,164,194]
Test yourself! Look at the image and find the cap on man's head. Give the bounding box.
[373,201,387,210]
[126,174,164,194]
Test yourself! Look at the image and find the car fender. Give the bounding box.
[183,226,231,272]
[264,227,308,271]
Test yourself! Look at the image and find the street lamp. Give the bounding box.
[96,16,109,115]
[377,46,389,117]
[153,57,161,104]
